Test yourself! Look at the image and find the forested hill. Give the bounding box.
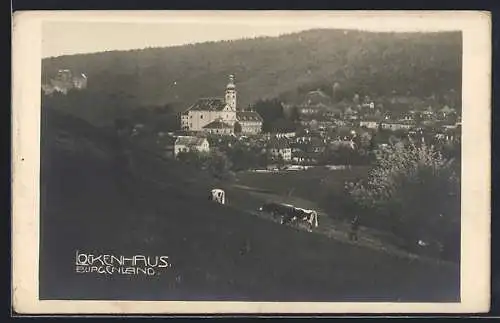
[42,28,462,115]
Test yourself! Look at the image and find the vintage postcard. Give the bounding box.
[12,10,491,314]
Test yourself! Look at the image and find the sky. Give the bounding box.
[41,11,465,58]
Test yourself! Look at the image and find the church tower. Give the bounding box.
[225,74,237,111]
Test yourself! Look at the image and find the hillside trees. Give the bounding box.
[42,29,461,120]
[345,142,460,262]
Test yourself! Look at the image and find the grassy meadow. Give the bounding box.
[39,108,460,302]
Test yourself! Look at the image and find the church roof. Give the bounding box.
[236,111,263,122]
[203,120,233,129]
[188,98,227,112]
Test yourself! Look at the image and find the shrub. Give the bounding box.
[346,142,460,261]
[177,149,233,181]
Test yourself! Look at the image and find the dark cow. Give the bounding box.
[259,202,318,231]
[259,202,295,220]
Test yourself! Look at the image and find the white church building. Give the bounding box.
[180,75,263,135]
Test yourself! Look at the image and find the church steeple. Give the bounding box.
[225,74,237,111]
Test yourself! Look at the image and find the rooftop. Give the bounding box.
[203,120,233,129]
[360,117,382,122]
[236,111,263,122]
[175,136,208,146]
[187,98,227,112]
[382,120,416,125]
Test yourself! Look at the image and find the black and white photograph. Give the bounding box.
[12,11,491,314]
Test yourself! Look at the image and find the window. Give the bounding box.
[200,115,203,119]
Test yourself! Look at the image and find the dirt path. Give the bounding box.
[231,184,456,268]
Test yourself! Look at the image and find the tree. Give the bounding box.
[289,106,301,122]
[234,122,242,134]
[204,149,233,180]
[276,154,286,168]
[332,82,341,102]
[254,99,285,133]
[272,118,296,133]
[414,112,423,125]
[227,145,259,171]
[353,93,360,104]
[346,143,460,261]
[177,150,204,168]
[114,117,133,135]
[257,151,271,168]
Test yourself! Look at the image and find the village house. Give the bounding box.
[317,120,336,130]
[300,106,323,115]
[421,109,435,120]
[332,119,348,127]
[334,127,357,141]
[295,130,324,144]
[360,101,375,110]
[297,89,333,115]
[181,75,263,134]
[275,131,297,139]
[329,139,357,150]
[359,118,380,129]
[380,120,416,131]
[408,128,426,144]
[267,137,292,161]
[324,108,343,119]
[174,136,210,157]
[290,142,302,154]
[235,111,263,134]
[306,137,327,153]
[434,128,460,143]
[42,69,88,95]
[438,105,457,120]
[292,150,319,165]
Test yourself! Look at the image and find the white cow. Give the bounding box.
[286,207,319,231]
[210,189,225,205]
[296,208,319,230]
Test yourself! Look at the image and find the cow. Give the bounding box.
[209,189,225,204]
[292,207,319,231]
[259,202,294,221]
[259,202,318,231]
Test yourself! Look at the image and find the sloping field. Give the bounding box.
[39,108,460,302]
